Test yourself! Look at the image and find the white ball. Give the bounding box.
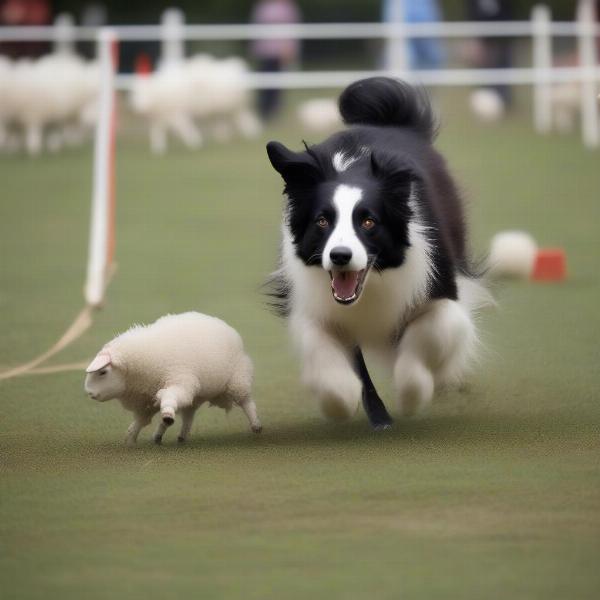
[469,88,505,122]
[488,230,538,279]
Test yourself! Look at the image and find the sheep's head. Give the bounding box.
[84,350,126,402]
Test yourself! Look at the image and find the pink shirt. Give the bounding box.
[251,0,301,61]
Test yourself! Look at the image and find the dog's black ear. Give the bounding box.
[266,141,322,185]
[370,151,418,198]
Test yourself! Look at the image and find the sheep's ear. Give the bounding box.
[266,141,322,185]
[86,351,112,373]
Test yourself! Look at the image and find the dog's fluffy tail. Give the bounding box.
[457,275,496,315]
[338,77,437,141]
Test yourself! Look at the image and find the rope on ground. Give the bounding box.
[0,306,94,381]
[0,264,118,381]
[28,361,90,375]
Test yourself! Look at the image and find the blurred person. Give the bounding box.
[466,0,514,108]
[382,0,446,71]
[0,0,51,58]
[250,0,301,121]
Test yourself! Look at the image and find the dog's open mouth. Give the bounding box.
[329,269,368,305]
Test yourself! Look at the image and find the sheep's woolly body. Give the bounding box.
[107,312,247,404]
[85,312,261,444]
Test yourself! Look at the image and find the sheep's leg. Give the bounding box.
[226,354,261,433]
[25,123,43,156]
[150,121,167,154]
[235,109,261,138]
[167,113,203,149]
[152,419,171,445]
[177,406,196,443]
[155,385,195,425]
[125,413,152,446]
[240,398,262,434]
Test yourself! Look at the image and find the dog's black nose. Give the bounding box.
[330,246,352,266]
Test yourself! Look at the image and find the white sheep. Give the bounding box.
[129,53,260,154]
[84,312,262,445]
[6,53,100,155]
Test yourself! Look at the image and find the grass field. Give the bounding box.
[1,91,599,599]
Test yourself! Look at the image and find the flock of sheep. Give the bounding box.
[130,54,262,154]
[0,49,263,156]
[0,52,99,155]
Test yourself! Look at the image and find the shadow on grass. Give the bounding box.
[85,408,594,457]
[194,411,589,448]
[4,409,594,475]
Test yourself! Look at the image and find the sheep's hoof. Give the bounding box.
[251,424,263,434]
[177,436,186,444]
[162,416,175,426]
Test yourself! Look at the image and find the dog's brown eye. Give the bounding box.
[362,217,376,230]
[316,216,329,228]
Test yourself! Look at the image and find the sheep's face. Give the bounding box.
[84,351,126,402]
[84,364,126,402]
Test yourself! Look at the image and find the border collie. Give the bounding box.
[266,77,490,427]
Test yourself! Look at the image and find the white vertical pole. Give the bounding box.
[53,13,76,56]
[160,8,185,67]
[577,0,599,149]
[532,4,553,134]
[85,28,117,307]
[384,0,408,74]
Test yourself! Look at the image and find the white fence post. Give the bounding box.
[532,4,553,134]
[53,13,76,55]
[577,0,599,149]
[160,8,185,67]
[85,28,118,308]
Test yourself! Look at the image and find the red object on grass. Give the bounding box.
[531,249,567,281]
[134,53,153,76]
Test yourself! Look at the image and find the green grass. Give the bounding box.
[1,91,599,599]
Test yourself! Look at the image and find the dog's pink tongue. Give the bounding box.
[331,271,360,300]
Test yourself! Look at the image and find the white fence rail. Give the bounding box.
[113,67,600,90]
[1,21,599,41]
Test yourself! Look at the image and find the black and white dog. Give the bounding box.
[266,77,489,427]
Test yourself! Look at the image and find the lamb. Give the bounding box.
[84,312,262,445]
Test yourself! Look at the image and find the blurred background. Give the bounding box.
[0,0,598,155]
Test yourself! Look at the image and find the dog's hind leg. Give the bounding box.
[354,347,393,430]
[394,299,475,416]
